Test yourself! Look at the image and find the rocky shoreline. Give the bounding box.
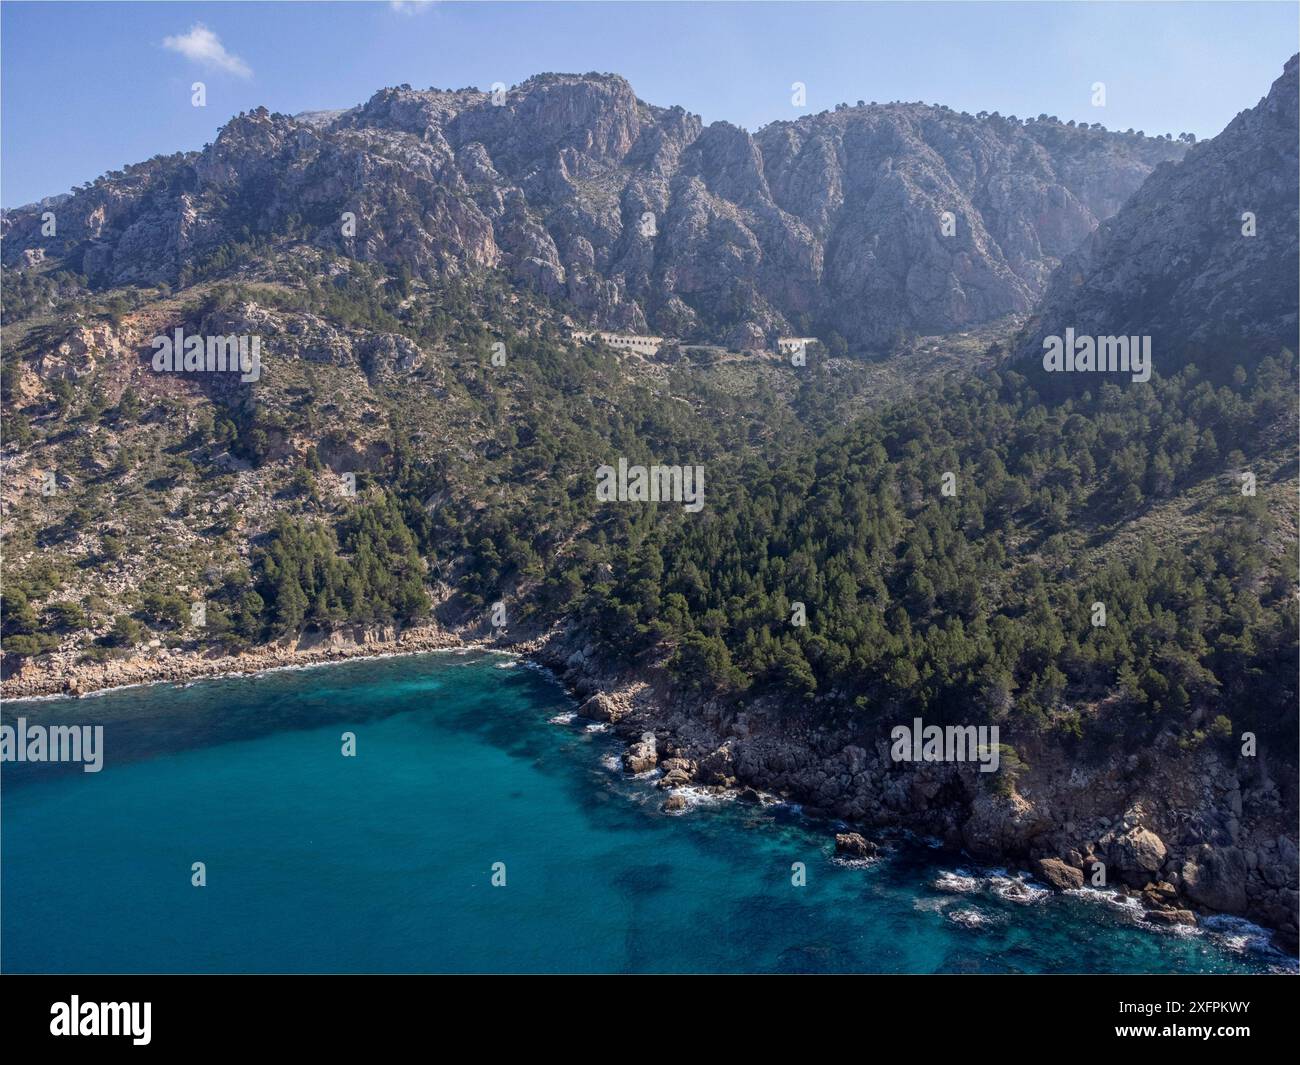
[0,623,471,701]
[6,620,1296,954]
[531,624,1300,954]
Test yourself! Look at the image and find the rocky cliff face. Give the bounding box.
[1,73,1184,350]
[1019,55,1299,364]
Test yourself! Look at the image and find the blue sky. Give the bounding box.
[2,1,1297,206]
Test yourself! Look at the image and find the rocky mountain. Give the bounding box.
[1019,55,1299,364]
[1,73,1184,350]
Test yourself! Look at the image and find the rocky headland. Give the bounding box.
[532,623,1300,952]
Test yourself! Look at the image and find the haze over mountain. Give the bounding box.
[2,73,1185,350]
[1022,55,1300,364]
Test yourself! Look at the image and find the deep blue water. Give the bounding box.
[1,652,1291,973]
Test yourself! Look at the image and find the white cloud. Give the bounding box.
[389,1,434,14]
[162,24,252,78]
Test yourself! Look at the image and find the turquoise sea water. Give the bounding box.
[1,652,1291,973]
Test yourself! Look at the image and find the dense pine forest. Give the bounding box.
[12,314,1291,764]
[580,349,1297,748]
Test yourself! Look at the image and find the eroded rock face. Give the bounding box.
[961,787,1054,856]
[1,75,1184,351]
[38,323,131,381]
[1182,845,1250,913]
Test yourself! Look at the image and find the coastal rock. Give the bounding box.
[1142,909,1198,927]
[961,788,1052,856]
[1106,826,1168,886]
[623,732,658,774]
[661,793,688,812]
[657,767,692,789]
[834,832,879,859]
[1182,845,1249,913]
[578,692,625,722]
[1033,857,1084,891]
[697,746,737,787]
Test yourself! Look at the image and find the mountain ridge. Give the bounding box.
[2,71,1186,351]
